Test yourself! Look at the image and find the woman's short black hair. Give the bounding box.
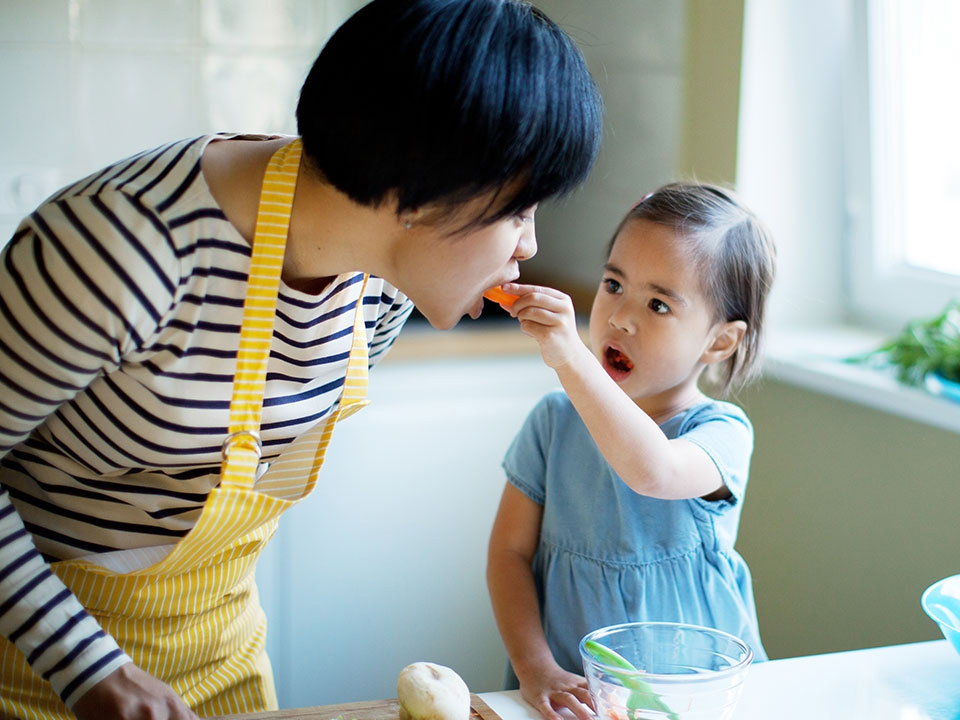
[296,0,603,224]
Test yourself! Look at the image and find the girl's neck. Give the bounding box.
[636,384,709,425]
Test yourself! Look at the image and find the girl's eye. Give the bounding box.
[602,278,622,294]
[649,298,669,314]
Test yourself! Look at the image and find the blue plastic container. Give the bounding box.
[926,372,960,403]
[921,574,960,656]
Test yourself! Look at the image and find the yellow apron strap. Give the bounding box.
[221,139,302,488]
[220,136,370,491]
[339,277,371,420]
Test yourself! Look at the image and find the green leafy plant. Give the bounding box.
[848,299,960,386]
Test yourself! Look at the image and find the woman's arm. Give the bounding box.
[486,483,593,720]
[0,198,189,713]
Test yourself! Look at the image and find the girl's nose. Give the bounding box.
[608,307,635,334]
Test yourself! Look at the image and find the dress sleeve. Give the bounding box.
[501,392,561,506]
[0,189,180,706]
[679,402,754,512]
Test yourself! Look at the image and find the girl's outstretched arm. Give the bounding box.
[501,283,728,500]
[486,484,594,720]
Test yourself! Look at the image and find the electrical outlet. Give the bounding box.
[0,167,63,216]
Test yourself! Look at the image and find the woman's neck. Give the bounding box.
[201,136,402,294]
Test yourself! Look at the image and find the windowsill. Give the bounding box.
[389,318,960,435]
[764,324,960,435]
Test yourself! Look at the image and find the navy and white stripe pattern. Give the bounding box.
[0,134,413,702]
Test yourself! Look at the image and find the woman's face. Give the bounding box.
[396,196,538,329]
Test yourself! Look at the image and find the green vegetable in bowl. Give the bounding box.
[583,640,678,720]
[848,298,960,386]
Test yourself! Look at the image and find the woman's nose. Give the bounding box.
[515,222,537,262]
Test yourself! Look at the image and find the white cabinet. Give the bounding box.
[256,351,560,708]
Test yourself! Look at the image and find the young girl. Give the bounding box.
[486,183,776,720]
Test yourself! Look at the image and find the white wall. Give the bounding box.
[522,0,687,298]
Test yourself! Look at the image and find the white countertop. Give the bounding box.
[479,640,960,720]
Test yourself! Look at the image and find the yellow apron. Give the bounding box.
[0,139,370,719]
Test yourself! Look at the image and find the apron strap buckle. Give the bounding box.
[222,430,262,461]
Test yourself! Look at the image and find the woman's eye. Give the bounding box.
[515,205,537,224]
[649,298,669,314]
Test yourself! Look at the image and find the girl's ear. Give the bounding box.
[701,320,747,365]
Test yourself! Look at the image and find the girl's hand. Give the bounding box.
[500,284,584,370]
[517,663,594,720]
[72,663,198,720]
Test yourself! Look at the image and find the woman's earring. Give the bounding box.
[403,221,413,230]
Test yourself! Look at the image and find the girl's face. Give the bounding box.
[588,219,726,411]
[395,197,538,329]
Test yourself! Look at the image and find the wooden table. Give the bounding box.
[214,693,503,720]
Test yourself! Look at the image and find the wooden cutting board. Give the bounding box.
[214,693,502,720]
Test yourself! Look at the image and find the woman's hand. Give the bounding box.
[500,284,585,371]
[72,663,198,720]
[517,663,594,720]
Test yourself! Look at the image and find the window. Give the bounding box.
[848,0,960,329]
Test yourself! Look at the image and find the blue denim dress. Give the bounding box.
[501,391,767,687]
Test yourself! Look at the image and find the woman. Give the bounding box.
[0,1,603,718]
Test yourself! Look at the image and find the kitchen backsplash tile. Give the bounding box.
[76,47,204,171]
[0,1,363,244]
[78,0,199,46]
[0,45,76,166]
[0,0,72,44]
[202,0,320,48]
[204,52,312,134]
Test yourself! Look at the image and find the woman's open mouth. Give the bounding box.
[604,346,634,380]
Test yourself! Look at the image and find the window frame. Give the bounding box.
[846,0,960,331]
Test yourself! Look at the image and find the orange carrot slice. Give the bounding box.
[483,286,520,308]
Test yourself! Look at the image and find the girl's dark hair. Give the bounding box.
[296,0,603,226]
[611,182,777,395]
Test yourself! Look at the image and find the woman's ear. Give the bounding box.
[397,206,423,230]
[701,320,747,365]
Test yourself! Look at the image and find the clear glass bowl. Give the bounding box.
[921,573,960,655]
[579,622,753,720]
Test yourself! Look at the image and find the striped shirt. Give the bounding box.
[0,135,413,704]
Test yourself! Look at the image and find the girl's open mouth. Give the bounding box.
[604,346,634,378]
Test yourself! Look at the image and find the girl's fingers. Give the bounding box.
[553,691,595,720]
[508,292,575,320]
[572,685,596,712]
[535,696,564,720]
[500,283,568,301]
